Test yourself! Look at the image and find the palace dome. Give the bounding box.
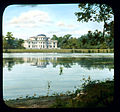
[37,34,46,37]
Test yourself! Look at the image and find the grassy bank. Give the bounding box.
[51,79,114,108]
[4,79,114,108]
[3,49,114,53]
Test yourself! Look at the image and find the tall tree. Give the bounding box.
[5,32,15,49]
[3,32,25,49]
[61,34,72,49]
[75,3,114,39]
[17,39,24,49]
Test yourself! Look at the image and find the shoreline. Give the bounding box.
[4,95,71,108]
[3,49,114,53]
[4,80,114,108]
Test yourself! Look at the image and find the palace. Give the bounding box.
[23,34,57,49]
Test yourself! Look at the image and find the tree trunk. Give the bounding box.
[103,19,107,45]
[103,19,105,39]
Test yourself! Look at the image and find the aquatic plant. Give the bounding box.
[46,81,52,96]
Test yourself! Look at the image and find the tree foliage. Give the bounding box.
[75,3,114,38]
[51,30,113,49]
[3,32,25,49]
[3,29,114,50]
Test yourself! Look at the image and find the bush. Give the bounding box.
[51,77,114,108]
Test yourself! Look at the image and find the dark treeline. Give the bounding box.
[51,29,114,49]
[3,28,114,50]
[3,32,25,49]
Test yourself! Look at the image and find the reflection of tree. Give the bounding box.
[7,61,14,71]
[52,58,74,68]
[52,57,114,70]
[3,58,24,71]
[76,58,114,70]
[3,56,114,71]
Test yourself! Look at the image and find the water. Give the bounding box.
[3,53,114,100]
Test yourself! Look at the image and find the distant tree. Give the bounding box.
[61,34,72,49]
[51,30,113,49]
[3,36,8,49]
[5,32,15,49]
[67,38,79,49]
[17,39,24,49]
[51,35,58,40]
[3,32,25,49]
[57,37,63,48]
[77,30,113,49]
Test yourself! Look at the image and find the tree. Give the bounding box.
[3,32,25,49]
[61,34,72,49]
[105,21,114,38]
[5,32,15,49]
[17,39,24,49]
[3,36,8,49]
[67,38,79,49]
[51,35,58,40]
[75,3,114,39]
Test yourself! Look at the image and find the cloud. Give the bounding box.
[56,21,77,29]
[8,10,53,28]
[47,28,89,38]
[57,21,65,27]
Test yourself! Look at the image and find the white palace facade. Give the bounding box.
[23,34,57,49]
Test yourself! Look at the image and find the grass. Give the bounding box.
[3,49,114,53]
[4,78,114,108]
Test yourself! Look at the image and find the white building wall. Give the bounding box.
[23,35,58,49]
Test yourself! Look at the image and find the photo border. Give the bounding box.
[0,0,119,112]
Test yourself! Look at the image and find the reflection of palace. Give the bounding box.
[23,57,58,68]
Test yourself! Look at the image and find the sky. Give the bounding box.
[3,4,106,40]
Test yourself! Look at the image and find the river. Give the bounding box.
[3,53,114,100]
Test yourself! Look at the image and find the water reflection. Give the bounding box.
[3,58,24,71]
[59,67,63,75]
[3,56,114,71]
